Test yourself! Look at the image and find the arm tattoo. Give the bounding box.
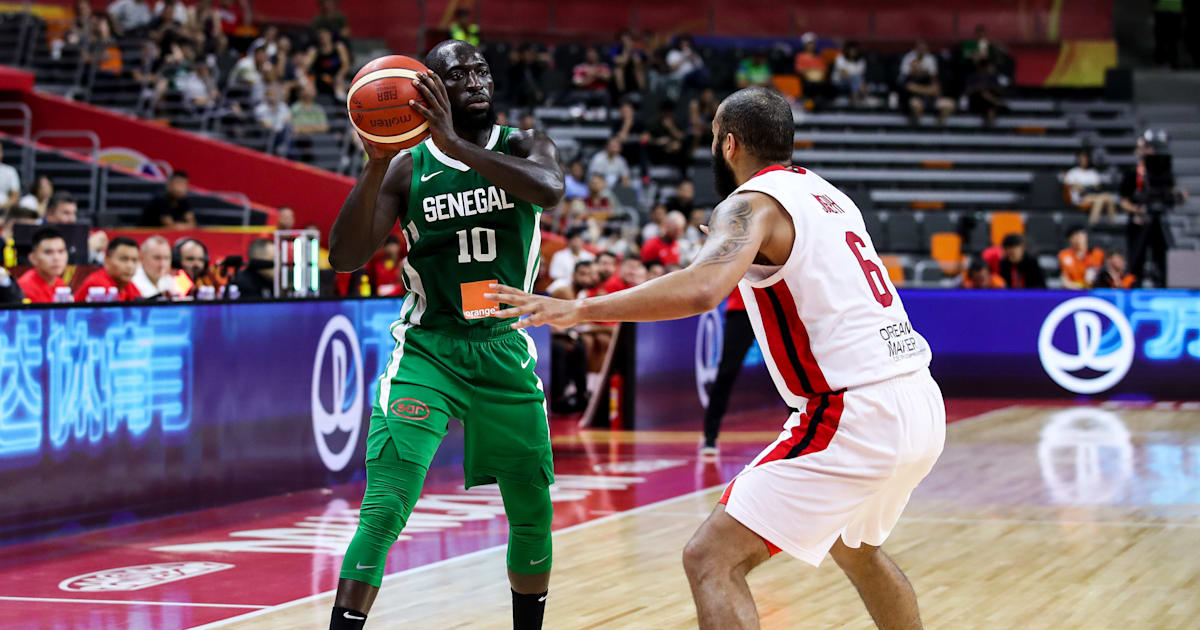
[692,196,755,268]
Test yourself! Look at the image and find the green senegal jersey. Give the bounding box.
[396,125,543,331]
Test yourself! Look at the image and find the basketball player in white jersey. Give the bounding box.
[487,87,944,630]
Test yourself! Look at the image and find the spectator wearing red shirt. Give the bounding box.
[368,235,405,296]
[603,257,646,294]
[75,236,142,302]
[569,46,612,106]
[641,210,685,265]
[962,259,1006,289]
[17,227,69,303]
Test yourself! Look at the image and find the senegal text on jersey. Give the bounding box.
[421,186,517,223]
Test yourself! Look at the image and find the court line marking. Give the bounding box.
[187,484,724,629]
[904,516,1200,530]
[0,596,267,609]
[188,404,1020,629]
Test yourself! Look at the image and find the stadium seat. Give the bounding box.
[1023,214,1062,253]
[929,232,963,272]
[990,212,1024,247]
[863,211,888,251]
[885,211,922,253]
[772,74,802,100]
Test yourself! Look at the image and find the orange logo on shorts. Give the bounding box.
[390,398,430,420]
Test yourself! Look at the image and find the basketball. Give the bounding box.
[347,55,431,150]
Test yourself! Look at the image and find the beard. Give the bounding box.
[712,145,739,199]
[452,102,497,132]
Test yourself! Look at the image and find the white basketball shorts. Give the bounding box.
[719,367,945,566]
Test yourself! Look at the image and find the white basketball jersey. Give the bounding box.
[734,165,931,408]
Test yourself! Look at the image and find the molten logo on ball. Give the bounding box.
[391,398,430,421]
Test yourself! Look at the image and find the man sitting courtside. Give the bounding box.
[75,236,142,302]
[997,233,1046,289]
[132,235,176,298]
[17,227,70,302]
[141,171,196,228]
[233,238,276,299]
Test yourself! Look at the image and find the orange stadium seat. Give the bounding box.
[990,212,1024,247]
[881,255,905,286]
[929,232,963,274]
[772,74,803,100]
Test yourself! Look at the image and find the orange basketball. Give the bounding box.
[347,55,432,150]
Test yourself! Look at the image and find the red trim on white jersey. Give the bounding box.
[750,281,832,397]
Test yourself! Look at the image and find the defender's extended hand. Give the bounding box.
[486,284,583,330]
[410,72,460,156]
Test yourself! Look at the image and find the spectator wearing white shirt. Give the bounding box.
[666,34,708,91]
[232,46,269,100]
[255,83,292,155]
[0,144,21,211]
[1064,150,1118,224]
[831,41,868,105]
[19,174,53,217]
[107,0,154,35]
[899,40,954,125]
[587,138,632,188]
[132,235,176,298]
[153,0,189,26]
[548,226,595,282]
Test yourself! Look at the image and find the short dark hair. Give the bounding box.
[1001,233,1025,249]
[1065,226,1087,239]
[716,87,795,163]
[30,227,65,250]
[967,259,988,275]
[574,260,594,272]
[384,234,400,245]
[169,170,189,180]
[597,251,618,261]
[566,226,587,240]
[107,236,139,255]
[47,191,75,210]
[426,39,482,76]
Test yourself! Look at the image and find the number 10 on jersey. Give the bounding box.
[456,227,497,263]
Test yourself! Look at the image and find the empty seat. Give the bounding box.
[863,211,888,251]
[990,211,1024,247]
[885,211,922,253]
[1024,214,1062,252]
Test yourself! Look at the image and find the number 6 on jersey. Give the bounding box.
[457,227,497,263]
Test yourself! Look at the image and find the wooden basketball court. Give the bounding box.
[198,403,1200,630]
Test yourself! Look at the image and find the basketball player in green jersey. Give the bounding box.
[326,40,564,630]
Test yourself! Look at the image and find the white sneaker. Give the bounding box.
[699,445,719,458]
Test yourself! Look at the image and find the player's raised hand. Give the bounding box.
[486,284,583,330]
[409,72,459,155]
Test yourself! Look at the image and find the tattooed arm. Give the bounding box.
[486,191,792,328]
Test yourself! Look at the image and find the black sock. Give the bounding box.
[512,589,547,630]
[331,606,368,630]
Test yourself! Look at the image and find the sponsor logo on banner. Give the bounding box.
[96,148,168,179]
[312,315,364,472]
[59,562,234,592]
[694,310,722,408]
[390,398,430,421]
[1038,297,1135,394]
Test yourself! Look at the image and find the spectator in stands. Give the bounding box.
[365,235,404,297]
[588,138,632,188]
[17,228,70,303]
[961,259,1005,289]
[793,33,828,98]
[155,0,190,27]
[593,221,637,260]
[232,45,270,102]
[550,324,589,413]
[76,237,142,302]
[642,210,685,266]
[1093,251,1136,289]
[214,0,252,35]
[1119,132,1185,287]
[142,171,196,228]
[87,230,108,265]
[312,0,350,40]
[612,98,650,177]
[610,29,647,100]
[646,260,666,279]
[0,144,19,212]
[277,206,296,230]
[508,44,551,107]
[562,160,589,200]
[232,237,276,299]
[666,34,708,92]
[997,233,1046,289]
[736,50,773,89]
[603,256,646,293]
[311,28,350,100]
[108,0,155,37]
[665,179,696,214]
[1064,150,1118,225]
[961,24,998,65]
[208,34,240,84]
[642,203,667,242]
[256,83,293,155]
[132,235,175,298]
[447,8,480,46]
[831,41,869,106]
[178,60,219,111]
[593,251,618,288]
[63,0,94,52]
[569,47,613,107]
[18,174,53,217]
[88,16,124,76]
[689,87,718,147]
[519,112,537,130]
[647,101,692,177]
[1058,226,1104,289]
[584,175,618,219]
[548,260,597,299]
[549,226,595,282]
[44,192,79,224]
[684,208,707,245]
[900,40,955,125]
[291,84,329,139]
[965,59,1007,126]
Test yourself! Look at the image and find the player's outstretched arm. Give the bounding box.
[410,72,564,208]
[488,192,783,328]
[328,151,411,272]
